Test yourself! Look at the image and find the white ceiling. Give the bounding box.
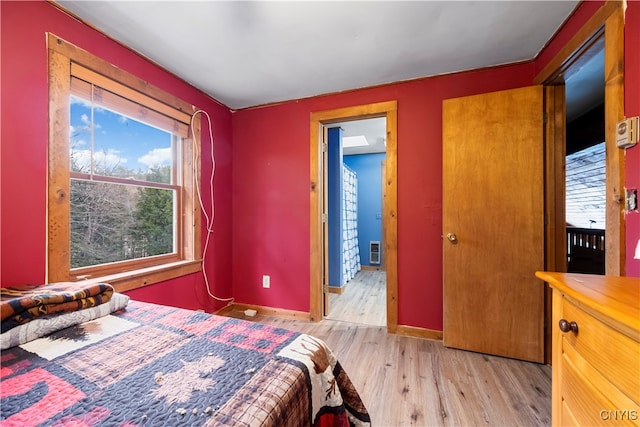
[56,0,603,155]
[56,0,580,111]
[330,117,387,155]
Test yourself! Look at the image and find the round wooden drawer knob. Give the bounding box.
[559,319,579,334]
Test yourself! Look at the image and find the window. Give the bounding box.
[48,34,201,291]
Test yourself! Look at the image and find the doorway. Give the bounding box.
[535,1,626,277]
[564,39,606,275]
[309,101,398,332]
[325,118,387,326]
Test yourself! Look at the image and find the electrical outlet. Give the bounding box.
[262,275,270,288]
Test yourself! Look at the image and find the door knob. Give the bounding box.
[446,233,458,243]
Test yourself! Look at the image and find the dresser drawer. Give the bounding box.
[561,352,638,426]
[560,297,640,404]
[562,339,640,425]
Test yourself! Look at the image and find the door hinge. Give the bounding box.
[322,142,327,153]
[323,283,329,293]
[322,213,327,223]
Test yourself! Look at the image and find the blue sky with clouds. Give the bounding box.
[70,96,172,175]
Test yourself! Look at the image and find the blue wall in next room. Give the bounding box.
[344,153,385,266]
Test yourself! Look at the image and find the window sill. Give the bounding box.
[79,260,202,293]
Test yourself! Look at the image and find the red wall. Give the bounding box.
[232,64,536,330]
[231,0,640,331]
[0,1,234,312]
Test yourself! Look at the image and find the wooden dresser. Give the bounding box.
[535,272,640,426]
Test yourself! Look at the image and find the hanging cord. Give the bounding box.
[191,109,234,305]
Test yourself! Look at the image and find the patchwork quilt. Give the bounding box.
[0,300,370,426]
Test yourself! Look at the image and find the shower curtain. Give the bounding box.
[342,164,361,284]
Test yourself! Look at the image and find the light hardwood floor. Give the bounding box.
[327,270,386,326]
[224,269,551,426]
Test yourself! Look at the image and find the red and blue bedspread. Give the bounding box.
[0,300,370,426]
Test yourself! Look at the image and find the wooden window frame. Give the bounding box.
[47,34,202,292]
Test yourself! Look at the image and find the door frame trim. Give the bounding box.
[535,0,625,276]
[309,101,398,332]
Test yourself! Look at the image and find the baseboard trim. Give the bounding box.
[360,265,383,271]
[328,285,345,294]
[215,304,442,341]
[395,325,443,341]
[215,303,311,321]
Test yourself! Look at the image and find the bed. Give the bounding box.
[0,283,370,426]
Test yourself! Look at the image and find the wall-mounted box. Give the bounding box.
[616,117,638,149]
[370,241,381,265]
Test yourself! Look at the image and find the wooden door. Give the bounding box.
[442,86,545,363]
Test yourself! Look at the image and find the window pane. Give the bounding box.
[70,179,175,268]
[70,95,174,184]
